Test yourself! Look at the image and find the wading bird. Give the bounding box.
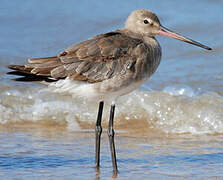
[8,9,211,175]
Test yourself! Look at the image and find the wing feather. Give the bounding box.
[8,31,148,83]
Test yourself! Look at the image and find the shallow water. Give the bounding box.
[0,0,223,179]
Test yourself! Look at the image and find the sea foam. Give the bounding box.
[0,84,222,134]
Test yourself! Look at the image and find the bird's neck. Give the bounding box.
[117,28,144,40]
[142,36,159,48]
[118,28,157,43]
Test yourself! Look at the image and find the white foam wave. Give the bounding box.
[163,84,196,97]
[0,84,222,134]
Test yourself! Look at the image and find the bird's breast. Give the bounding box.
[92,39,161,100]
[132,37,161,81]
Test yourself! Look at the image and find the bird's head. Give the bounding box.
[125,9,212,50]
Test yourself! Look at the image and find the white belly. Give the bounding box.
[48,77,145,102]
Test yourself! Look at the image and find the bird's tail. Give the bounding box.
[7,56,61,82]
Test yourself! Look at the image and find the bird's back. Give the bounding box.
[8,30,161,100]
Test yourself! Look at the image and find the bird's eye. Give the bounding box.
[144,20,149,24]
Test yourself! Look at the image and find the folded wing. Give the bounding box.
[8,31,145,83]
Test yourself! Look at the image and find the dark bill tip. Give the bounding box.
[206,47,212,51]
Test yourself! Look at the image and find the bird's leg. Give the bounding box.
[95,101,104,170]
[107,103,118,174]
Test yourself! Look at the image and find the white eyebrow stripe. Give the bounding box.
[146,18,153,24]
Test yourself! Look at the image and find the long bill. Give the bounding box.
[158,25,212,50]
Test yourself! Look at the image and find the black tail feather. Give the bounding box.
[7,70,58,82]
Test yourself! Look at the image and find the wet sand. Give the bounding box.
[1,122,223,179]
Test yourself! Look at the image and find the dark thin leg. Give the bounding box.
[108,104,118,174]
[95,101,104,170]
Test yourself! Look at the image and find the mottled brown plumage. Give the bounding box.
[7,9,211,174]
[8,9,210,86]
[8,30,160,84]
